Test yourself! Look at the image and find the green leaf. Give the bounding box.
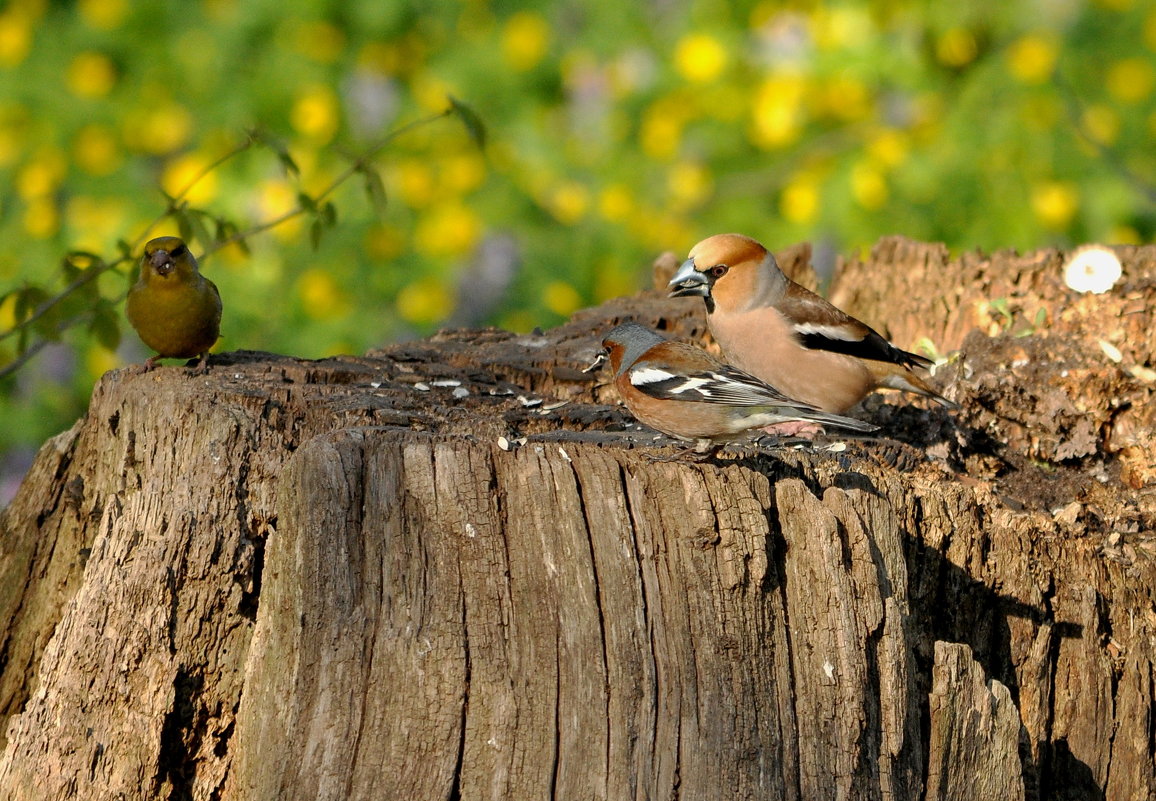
[14,286,49,324]
[297,192,318,213]
[448,95,486,150]
[362,169,388,215]
[90,300,121,351]
[321,201,337,227]
[277,150,301,178]
[310,218,324,250]
[61,252,105,282]
[250,128,300,177]
[176,211,195,245]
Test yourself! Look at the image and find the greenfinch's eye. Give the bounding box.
[171,244,186,257]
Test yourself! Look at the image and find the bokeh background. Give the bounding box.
[1,0,1154,501]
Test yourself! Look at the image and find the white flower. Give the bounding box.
[1063,245,1123,294]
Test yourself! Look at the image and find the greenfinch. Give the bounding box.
[126,236,222,373]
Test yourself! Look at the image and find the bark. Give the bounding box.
[1,238,1153,800]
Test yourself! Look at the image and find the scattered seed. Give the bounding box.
[518,395,543,407]
[432,379,461,387]
[558,446,571,463]
[452,387,469,398]
[414,382,430,391]
[826,442,847,453]
[1098,340,1124,364]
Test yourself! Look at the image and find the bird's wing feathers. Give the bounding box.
[778,288,933,369]
[629,363,798,407]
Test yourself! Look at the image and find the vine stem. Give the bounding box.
[1,107,457,378]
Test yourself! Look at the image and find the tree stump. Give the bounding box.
[1,238,1153,800]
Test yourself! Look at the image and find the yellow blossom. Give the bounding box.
[667,162,712,209]
[543,281,582,316]
[549,181,589,224]
[598,183,634,222]
[867,129,909,167]
[66,51,117,98]
[1007,36,1057,84]
[851,162,887,210]
[820,74,870,122]
[293,20,345,64]
[85,342,121,379]
[593,259,637,302]
[1109,225,1141,244]
[674,34,728,84]
[410,73,456,113]
[499,309,537,333]
[66,195,125,252]
[780,174,819,224]
[1031,181,1078,229]
[0,11,32,67]
[813,6,871,51]
[1022,95,1061,130]
[1082,104,1119,145]
[640,107,683,160]
[359,41,401,74]
[78,0,127,30]
[395,159,435,207]
[161,152,218,205]
[440,152,486,194]
[414,202,481,257]
[291,84,340,144]
[630,210,685,250]
[0,292,18,330]
[1106,58,1154,104]
[751,74,806,148]
[256,179,302,239]
[364,223,404,260]
[0,107,24,167]
[936,28,978,67]
[17,148,66,198]
[73,124,121,175]
[397,277,452,325]
[123,100,194,154]
[297,268,349,321]
[502,11,550,71]
[23,197,58,238]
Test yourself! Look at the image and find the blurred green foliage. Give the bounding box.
[1,0,1154,484]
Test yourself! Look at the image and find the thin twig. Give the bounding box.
[1,110,454,378]
[199,109,453,260]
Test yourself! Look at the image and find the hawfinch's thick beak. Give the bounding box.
[667,258,711,298]
[149,250,175,276]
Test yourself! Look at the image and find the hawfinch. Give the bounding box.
[126,236,222,373]
[668,233,954,414]
[595,322,877,452]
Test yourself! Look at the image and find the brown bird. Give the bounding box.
[669,233,955,414]
[126,236,221,373]
[595,322,877,453]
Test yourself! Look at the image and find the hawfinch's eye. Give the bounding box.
[710,264,729,278]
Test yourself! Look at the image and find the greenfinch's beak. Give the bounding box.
[149,249,175,276]
[667,258,711,298]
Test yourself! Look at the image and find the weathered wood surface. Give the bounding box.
[0,238,1153,800]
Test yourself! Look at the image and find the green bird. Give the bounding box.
[126,236,222,373]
